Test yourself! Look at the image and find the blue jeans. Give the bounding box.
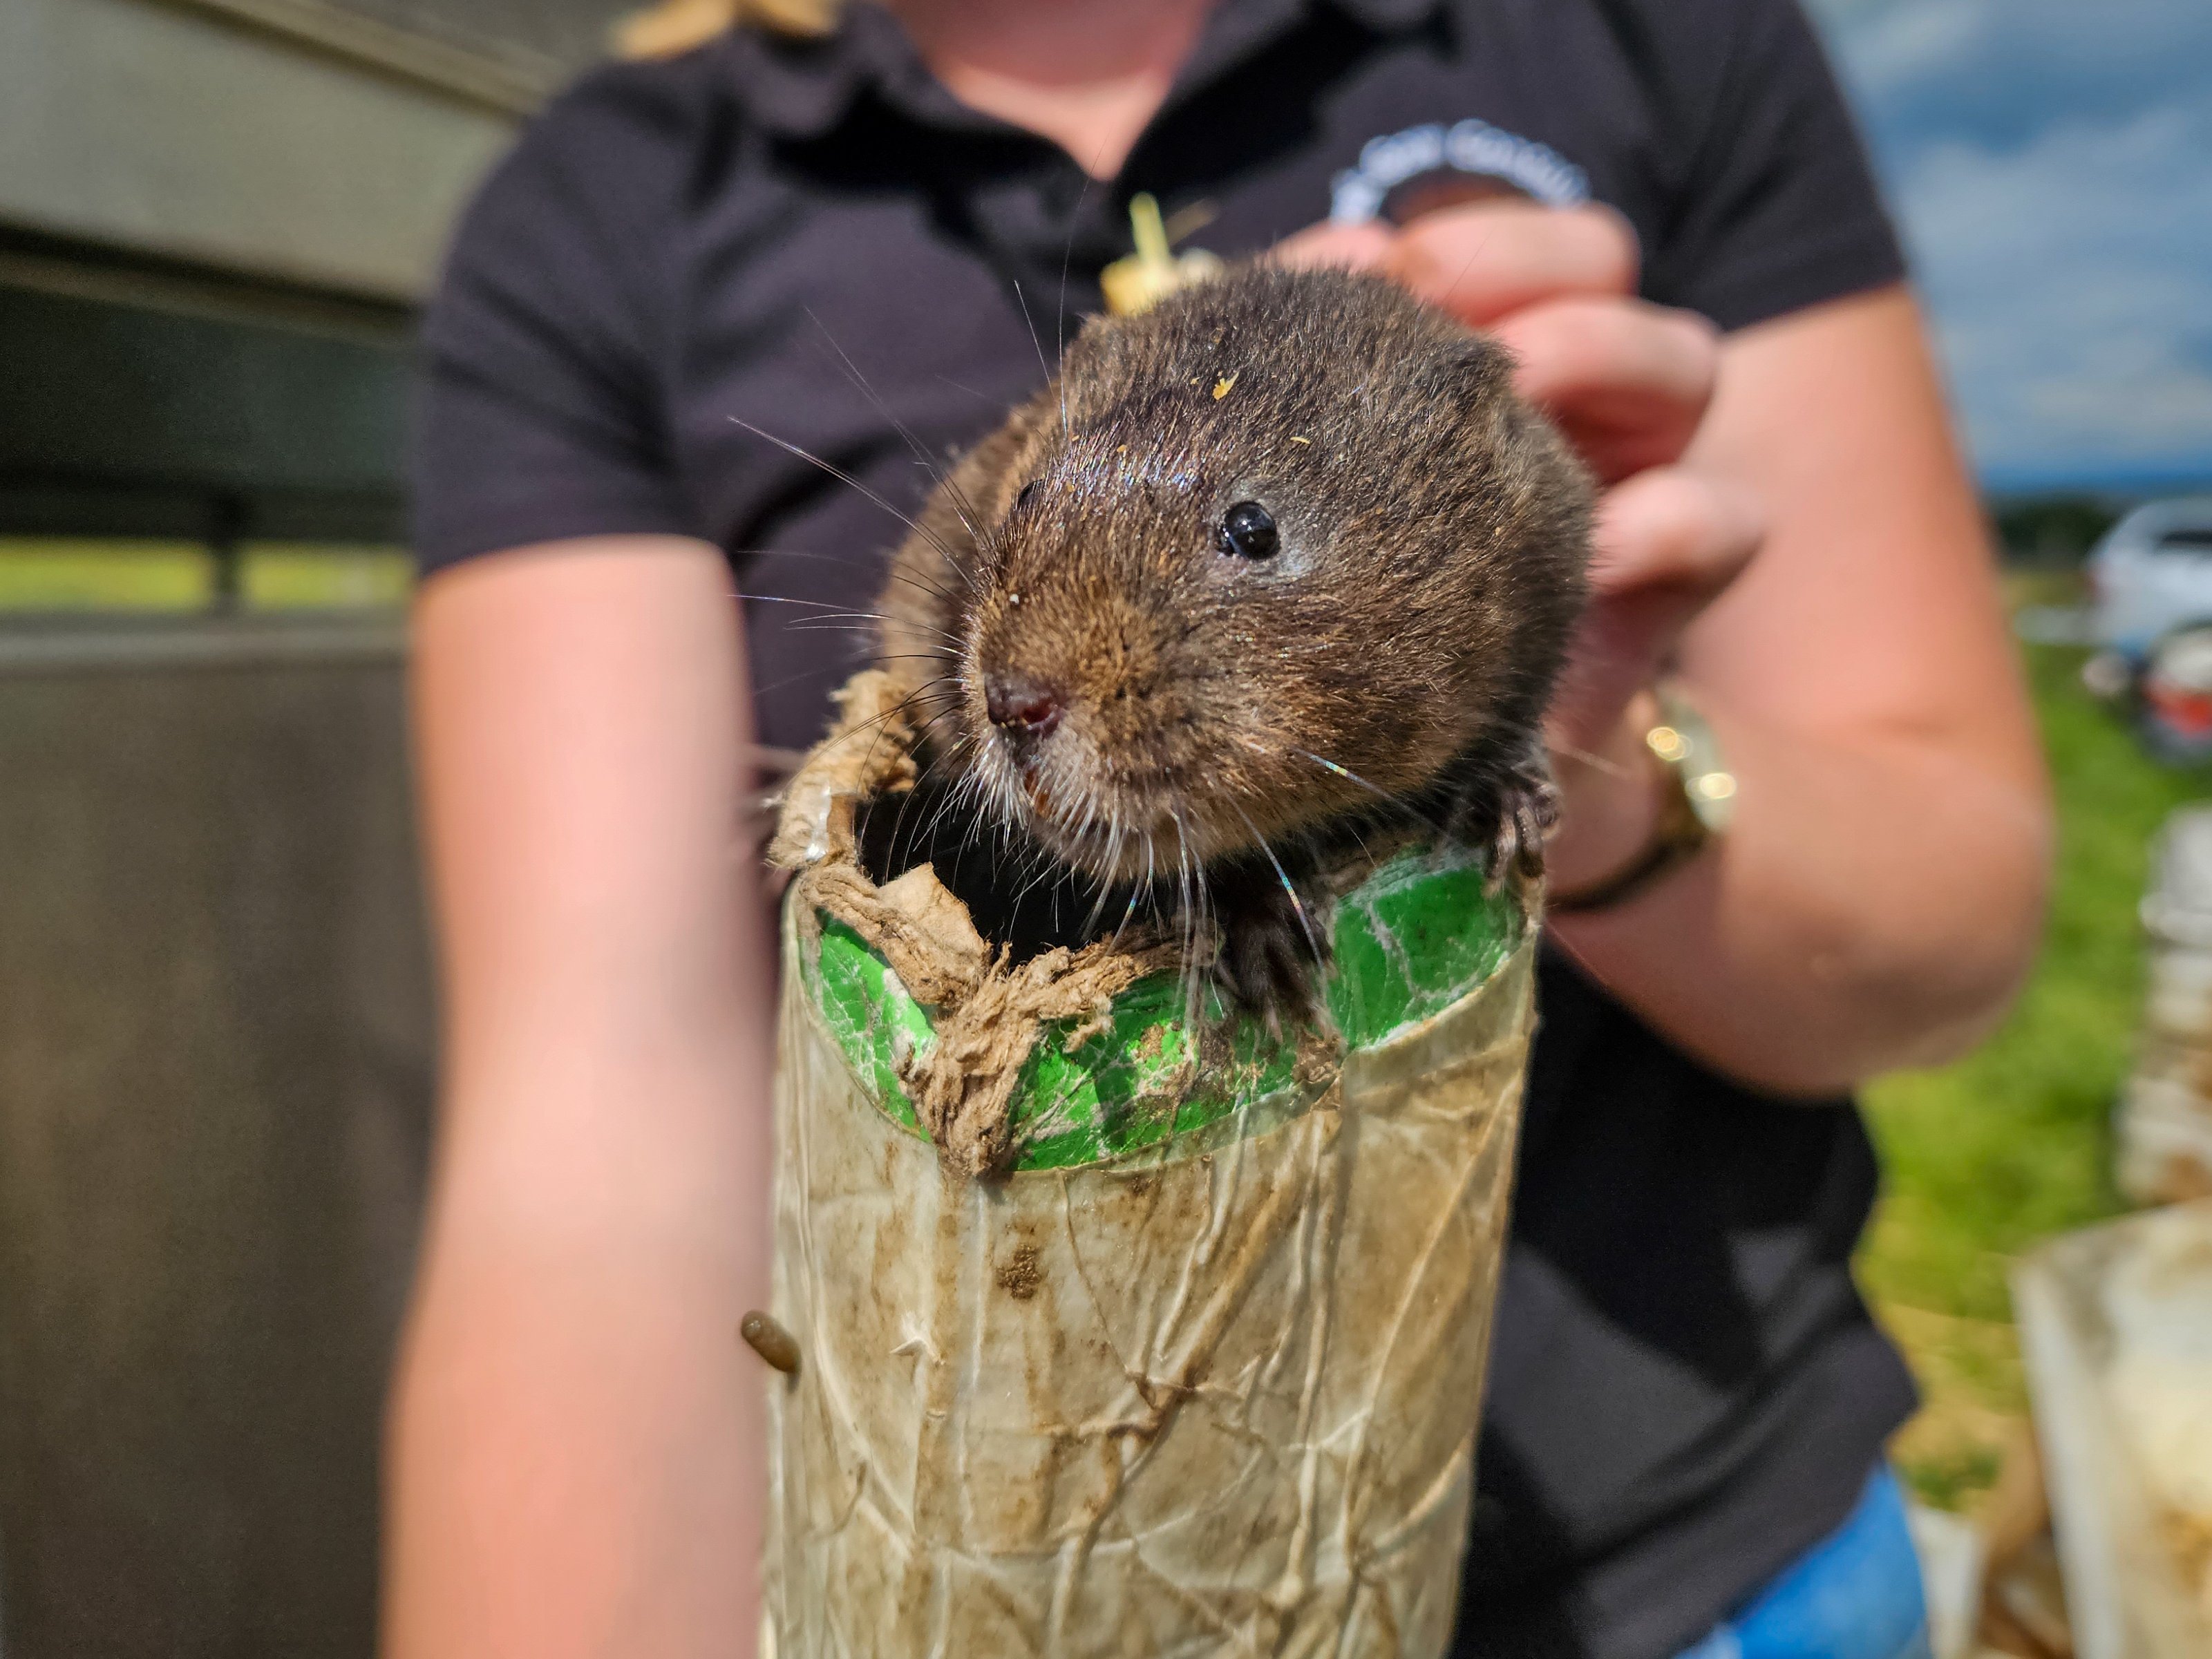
[1675,1468,1933,1659]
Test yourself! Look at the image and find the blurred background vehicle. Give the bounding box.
[2079,499,2212,758]
[2088,500,2212,671]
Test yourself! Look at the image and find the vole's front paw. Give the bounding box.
[1453,741,1561,889]
[1211,875,1328,1040]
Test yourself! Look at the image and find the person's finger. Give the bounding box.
[1589,466,1764,602]
[1383,202,1639,327]
[1271,220,1395,272]
[1492,296,1719,482]
[1548,468,1764,749]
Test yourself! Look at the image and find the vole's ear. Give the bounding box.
[1058,312,1149,428]
[1452,333,1517,406]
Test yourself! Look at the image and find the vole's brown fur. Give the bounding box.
[872,264,1590,1018]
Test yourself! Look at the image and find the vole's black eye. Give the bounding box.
[1014,479,1043,512]
[1217,500,1278,560]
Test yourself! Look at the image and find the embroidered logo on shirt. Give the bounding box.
[1330,118,1590,224]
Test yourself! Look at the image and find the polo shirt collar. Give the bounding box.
[726,0,1444,140]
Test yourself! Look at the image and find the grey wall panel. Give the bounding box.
[0,0,519,299]
[0,621,434,1659]
[0,286,408,498]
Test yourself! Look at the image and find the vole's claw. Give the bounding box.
[1213,873,1326,1036]
[1464,742,1560,891]
[1488,779,1559,885]
[1518,784,1560,875]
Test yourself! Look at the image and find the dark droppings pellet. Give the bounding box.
[740,1309,802,1375]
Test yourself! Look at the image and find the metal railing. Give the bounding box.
[149,0,632,113]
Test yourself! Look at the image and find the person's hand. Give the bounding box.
[1277,203,1763,889]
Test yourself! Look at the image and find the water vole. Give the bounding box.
[869,263,1591,1021]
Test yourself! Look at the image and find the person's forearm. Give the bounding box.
[385,1064,771,1659]
[397,544,779,1658]
[1547,698,2050,1097]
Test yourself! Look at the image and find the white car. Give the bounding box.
[2088,497,2212,755]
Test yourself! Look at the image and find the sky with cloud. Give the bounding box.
[1806,0,2212,494]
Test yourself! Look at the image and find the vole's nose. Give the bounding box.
[985,672,1065,739]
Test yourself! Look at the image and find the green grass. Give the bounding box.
[0,538,411,612]
[1902,1437,2004,1513]
[0,540,219,609]
[1860,642,2209,1323]
[1862,633,2212,1508]
[243,547,413,609]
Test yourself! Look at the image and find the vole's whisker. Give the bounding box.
[1231,799,1324,970]
[853,681,964,788]
[1078,815,1129,936]
[729,418,974,582]
[934,372,997,407]
[1106,837,1151,954]
[735,592,965,650]
[1169,801,1204,1030]
[804,314,998,582]
[736,592,878,614]
[1341,814,1377,869]
[950,766,996,867]
[1011,281,1064,442]
[786,620,897,638]
[905,743,979,860]
[881,721,972,871]
[808,678,961,769]
[1553,741,1629,779]
[1277,743,1450,837]
[1117,831,1162,951]
[1008,858,1055,916]
[802,311,969,506]
[1283,745,1391,799]
[747,654,949,703]
[737,547,963,609]
[1051,174,1090,437]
